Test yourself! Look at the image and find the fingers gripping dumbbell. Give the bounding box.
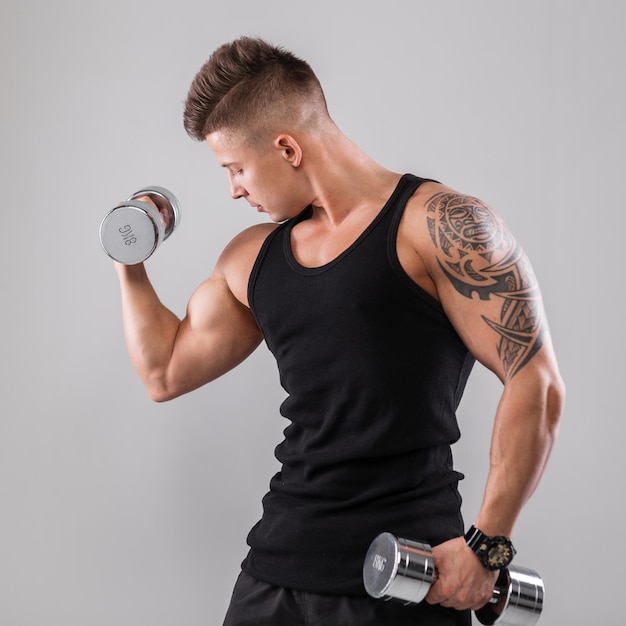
[363,533,544,626]
[99,186,181,264]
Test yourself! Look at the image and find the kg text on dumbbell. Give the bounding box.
[363,532,544,626]
[99,186,181,265]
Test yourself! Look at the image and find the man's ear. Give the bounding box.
[274,134,303,167]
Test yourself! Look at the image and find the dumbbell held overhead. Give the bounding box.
[99,186,181,264]
[363,532,544,626]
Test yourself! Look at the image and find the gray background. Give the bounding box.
[1,1,623,624]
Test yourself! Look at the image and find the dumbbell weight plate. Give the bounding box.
[99,186,180,265]
[363,532,435,604]
[474,565,544,626]
[99,201,162,264]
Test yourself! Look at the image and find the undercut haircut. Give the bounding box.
[183,36,328,142]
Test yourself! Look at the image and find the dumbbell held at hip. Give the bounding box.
[363,533,544,626]
[99,186,181,264]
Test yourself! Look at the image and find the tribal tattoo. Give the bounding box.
[426,192,544,379]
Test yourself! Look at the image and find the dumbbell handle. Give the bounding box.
[431,568,502,605]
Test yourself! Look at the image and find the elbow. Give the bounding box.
[149,388,175,403]
[144,372,181,403]
[147,382,184,403]
[143,364,213,403]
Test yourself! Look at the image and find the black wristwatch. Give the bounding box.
[464,525,516,571]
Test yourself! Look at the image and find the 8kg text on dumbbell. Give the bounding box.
[118,223,138,247]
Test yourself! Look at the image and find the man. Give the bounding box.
[114,37,564,625]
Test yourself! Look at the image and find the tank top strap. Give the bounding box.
[381,172,438,240]
[392,173,438,209]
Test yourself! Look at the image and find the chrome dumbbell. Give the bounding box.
[99,186,181,264]
[363,532,544,626]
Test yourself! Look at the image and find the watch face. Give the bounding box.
[485,540,513,568]
[465,526,516,571]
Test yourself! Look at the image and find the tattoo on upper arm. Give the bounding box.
[426,192,544,378]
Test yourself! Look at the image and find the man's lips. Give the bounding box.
[247,200,265,213]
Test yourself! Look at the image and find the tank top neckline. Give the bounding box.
[283,174,415,276]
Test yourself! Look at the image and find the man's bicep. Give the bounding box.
[163,274,263,398]
[426,191,545,381]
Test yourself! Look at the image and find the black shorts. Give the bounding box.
[222,571,471,626]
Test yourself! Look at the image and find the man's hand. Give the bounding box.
[425,536,499,611]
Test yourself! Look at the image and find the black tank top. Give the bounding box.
[244,174,475,595]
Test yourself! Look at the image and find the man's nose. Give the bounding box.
[229,178,246,200]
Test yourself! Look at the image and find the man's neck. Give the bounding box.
[301,128,401,226]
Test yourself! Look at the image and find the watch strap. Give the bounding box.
[464,525,488,551]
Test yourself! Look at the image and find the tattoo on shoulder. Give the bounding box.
[426,192,544,378]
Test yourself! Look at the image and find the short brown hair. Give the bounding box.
[183,36,327,142]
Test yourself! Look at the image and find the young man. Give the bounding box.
[114,37,564,625]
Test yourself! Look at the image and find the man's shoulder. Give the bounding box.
[404,181,494,236]
[215,222,278,306]
[400,180,495,276]
[219,222,278,261]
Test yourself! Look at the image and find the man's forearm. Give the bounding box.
[473,365,564,538]
[115,262,182,396]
